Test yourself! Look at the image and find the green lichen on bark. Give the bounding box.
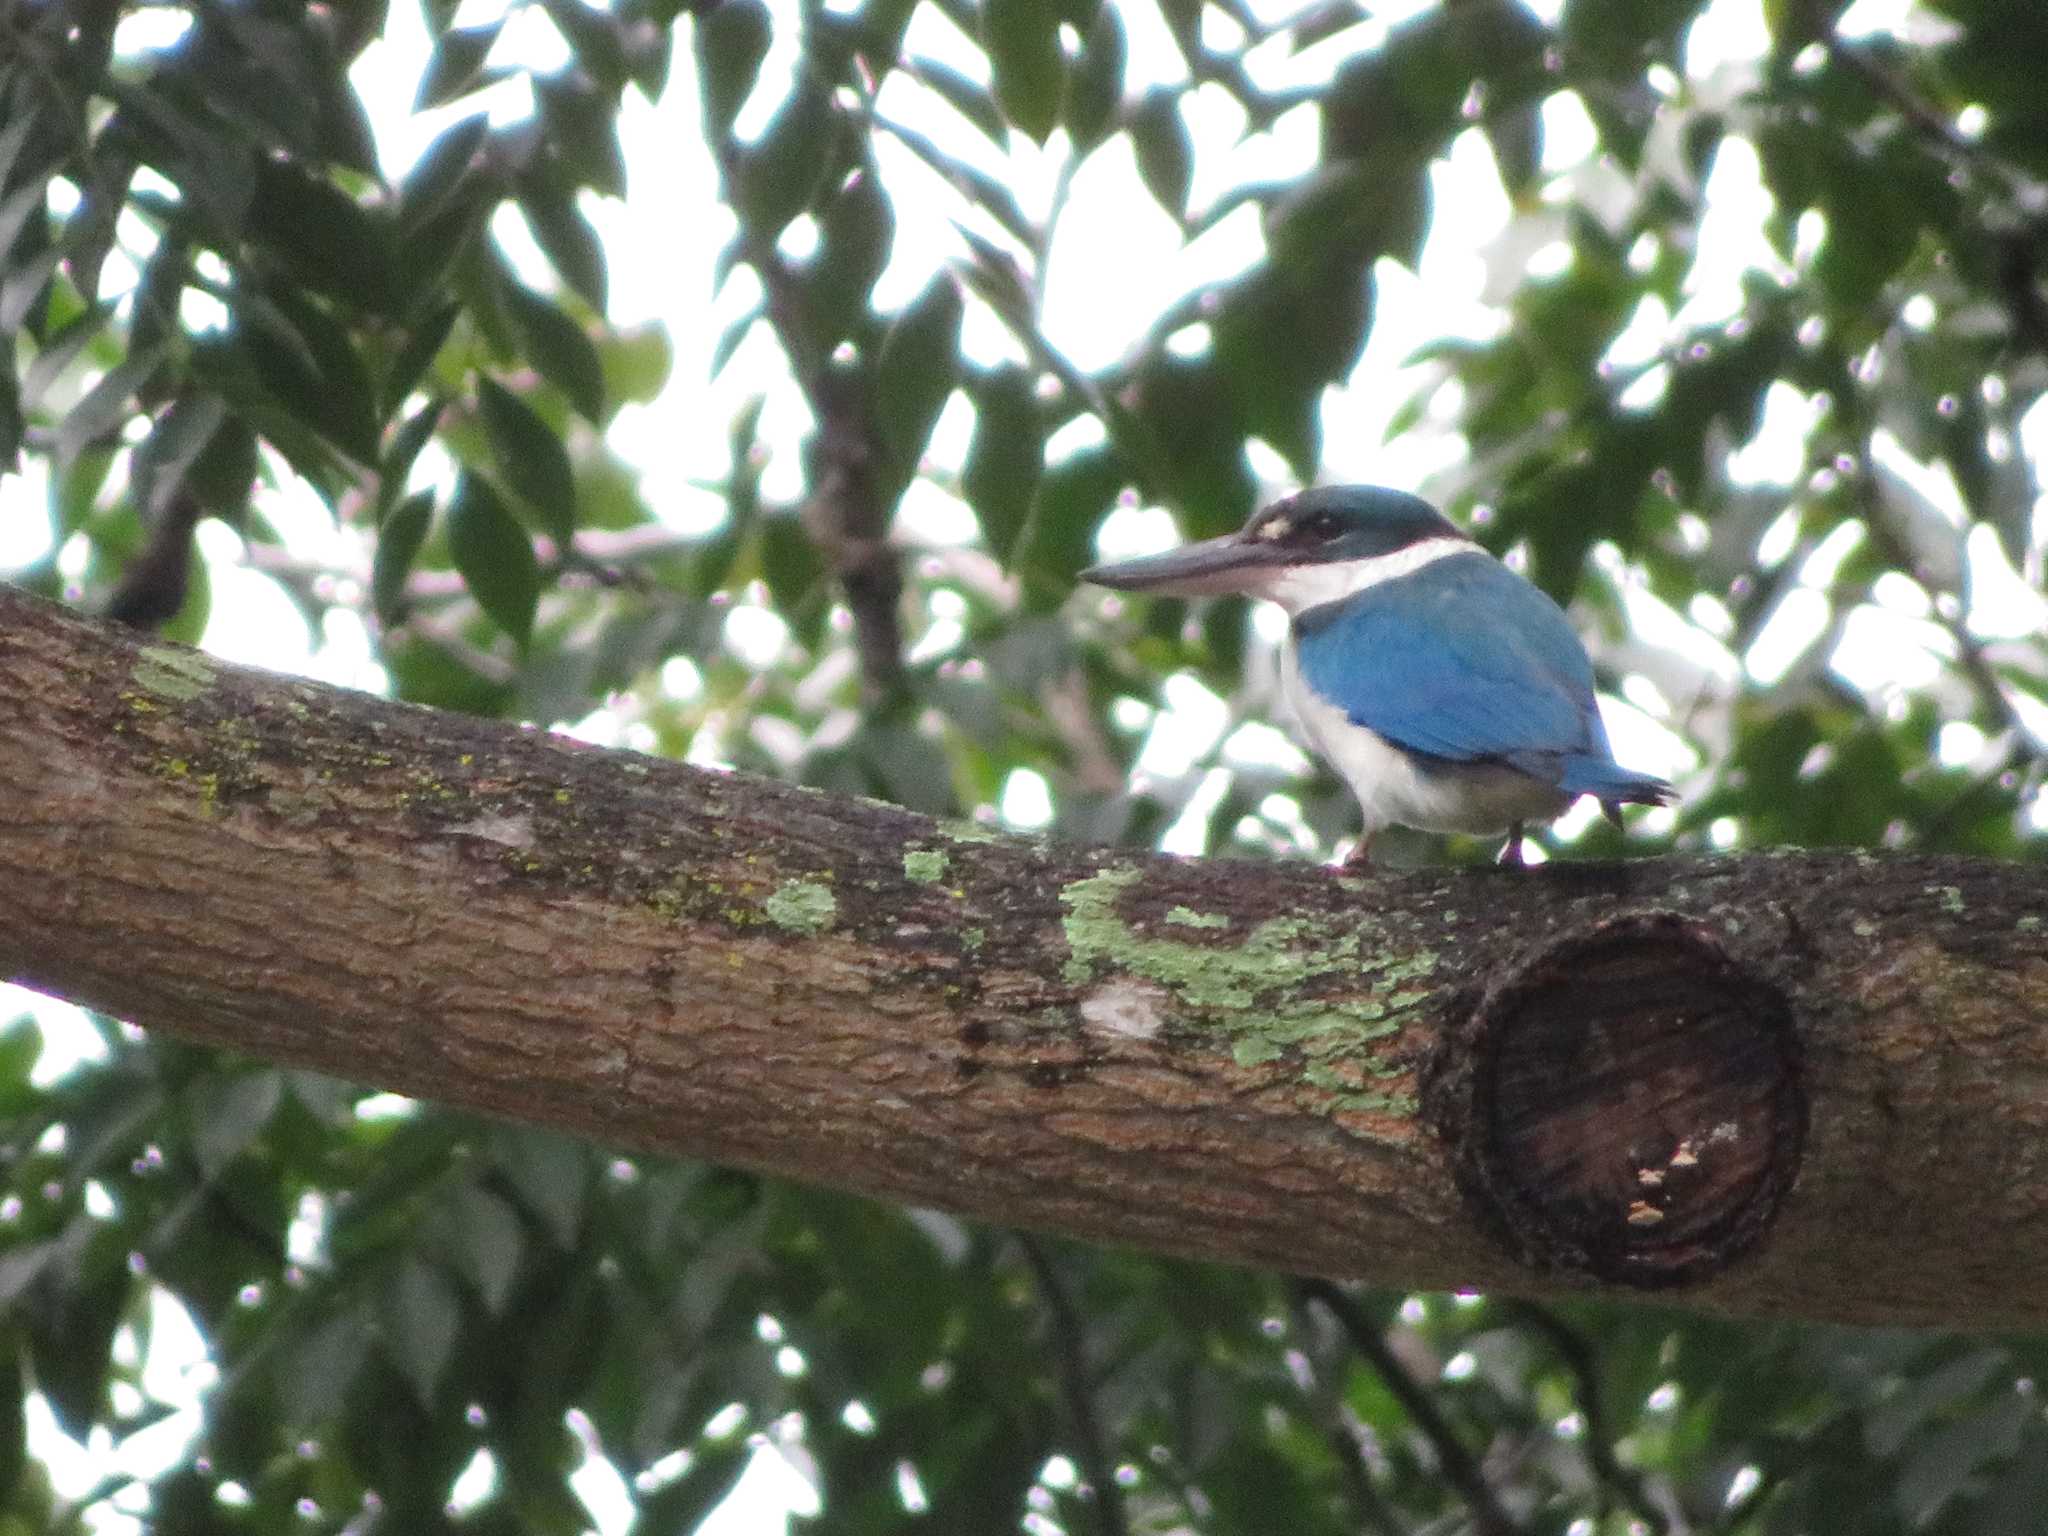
[766,879,837,935]
[903,849,949,884]
[1058,866,1433,1113]
[940,819,1001,844]
[131,645,216,702]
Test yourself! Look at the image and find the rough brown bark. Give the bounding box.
[4,585,2046,1325]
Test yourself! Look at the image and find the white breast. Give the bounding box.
[1279,643,1569,838]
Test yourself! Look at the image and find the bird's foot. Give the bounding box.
[1338,835,1377,870]
[1497,824,1527,867]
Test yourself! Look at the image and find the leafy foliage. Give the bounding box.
[4,0,2047,1530]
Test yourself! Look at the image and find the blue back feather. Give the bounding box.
[1293,554,1668,804]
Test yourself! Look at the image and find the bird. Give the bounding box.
[1080,485,1674,866]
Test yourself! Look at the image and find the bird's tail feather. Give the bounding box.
[1560,759,1676,817]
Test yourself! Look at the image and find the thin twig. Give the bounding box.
[1283,1289,1411,1536]
[1824,36,2048,361]
[1033,151,1081,326]
[1016,1234,1130,1536]
[1297,1279,1520,1536]
[1322,1408,1409,1536]
[1847,433,2034,754]
[1496,1300,1672,1534]
[1823,38,1985,165]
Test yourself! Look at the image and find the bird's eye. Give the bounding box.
[1300,513,1340,541]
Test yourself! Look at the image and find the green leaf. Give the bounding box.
[912,60,1011,146]
[1130,89,1193,218]
[374,490,435,622]
[984,0,1064,142]
[233,288,381,463]
[448,470,540,645]
[0,1012,43,1110]
[187,1070,282,1178]
[57,346,163,465]
[732,81,838,241]
[25,1223,128,1438]
[598,323,673,407]
[493,1129,589,1247]
[503,282,606,421]
[0,249,55,340]
[127,234,191,361]
[23,302,111,410]
[962,366,1043,565]
[383,1260,461,1408]
[808,166,893,344]
[695,0,772,141]
[889,121,1040,251]
[130,393,228,521]
[1765,0,1851,46]
[381,396,444,512]
[279,1311,371,1428]
[186,414,257,516]
[246,158,399,315]
[1489,99,1544,197]
[103,80,256,238]
[872,275,963,501]
[417,22,505,109]
[540,0,629,91]
[1064,4,1126,150]
[393,178,496,317]
[0,1313,23,1498]
[536,72,629,198]
[760,513,825,618]
[478,376,576,544]
[1017,442,1127,605]
[399,113,491,230]
[385,303,460,414]
[449,1186,525,1315]
[709,302,759,379]
[0,101,42,192]
[0,179,48,265]
[517,179,608,311]
[63,151,135,306]
[0,351,19,469]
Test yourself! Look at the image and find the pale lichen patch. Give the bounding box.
[450,812,537,848]
[1080,980,1171,1041]
[766,879,837,935]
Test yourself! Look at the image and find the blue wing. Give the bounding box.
[1294,555,1667,802]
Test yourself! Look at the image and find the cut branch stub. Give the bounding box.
[1432,912,1806,1288]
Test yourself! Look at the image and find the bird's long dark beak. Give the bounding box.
[1078,533,1285,597]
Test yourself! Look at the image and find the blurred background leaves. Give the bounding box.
[4,0,2048,1529]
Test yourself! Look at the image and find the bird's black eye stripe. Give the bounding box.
[1250,504,1341,544]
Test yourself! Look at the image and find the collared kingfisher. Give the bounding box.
[1081,485,1674,865]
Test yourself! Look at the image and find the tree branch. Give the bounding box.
[5,586,2048,1324]
[718,145,909,705]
